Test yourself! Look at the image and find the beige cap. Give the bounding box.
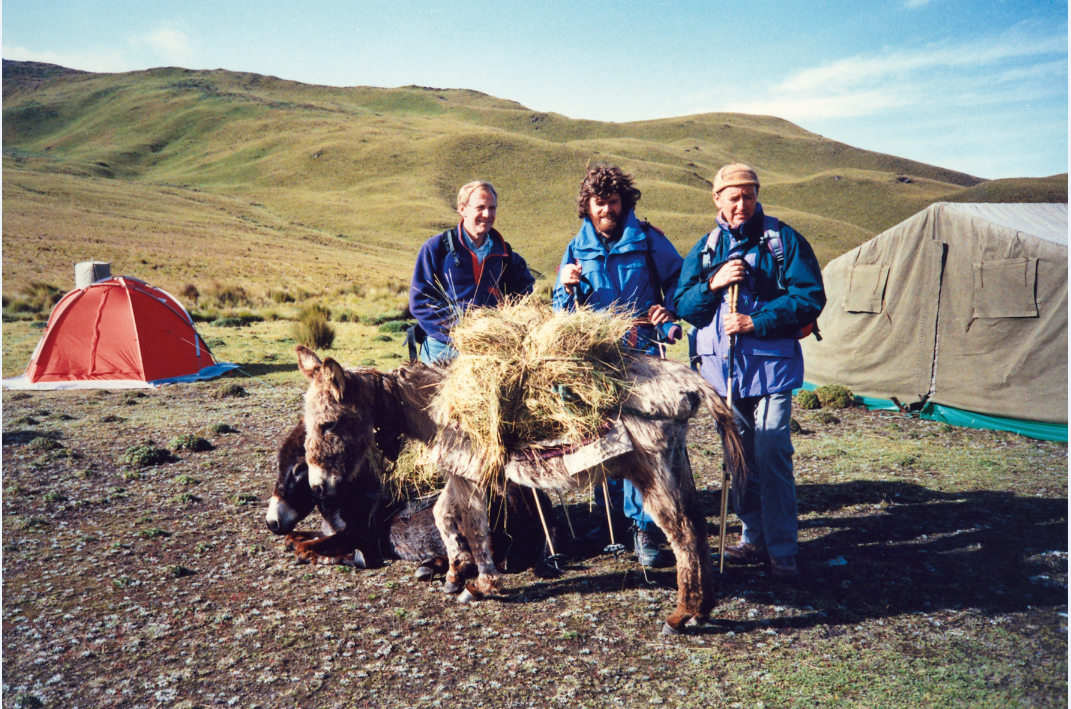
[713,163,760,193]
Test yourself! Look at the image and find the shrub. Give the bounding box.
[269,289,296,304]
[373,334,394,342]
[207,423,237,435]
[120,444,171,467]
[211,317,244,328]
[815,384,854,409]
[379,320,415,334]
[795,390,821,410]
[362,310,407,326]
[815,411,839,425]
[168,434,212,452]
[214,382,248,399]
[292,307,335,349]
[27,437,62,452]
[179,283,199,302]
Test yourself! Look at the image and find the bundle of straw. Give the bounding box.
[435,295,635,487]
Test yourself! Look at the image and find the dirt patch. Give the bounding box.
[2,385,1066,708]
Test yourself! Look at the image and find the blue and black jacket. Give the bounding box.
[409,226,535,344]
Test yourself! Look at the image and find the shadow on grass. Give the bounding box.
[223,363,298,378]
[504,481,1067,635]
[692,480,1067,634]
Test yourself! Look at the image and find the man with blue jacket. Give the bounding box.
[553,163,684,567]
[409,181,535,363]
[674,163,825,579]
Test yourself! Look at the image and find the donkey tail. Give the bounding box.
[696,378,748,491]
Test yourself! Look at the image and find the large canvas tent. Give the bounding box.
[4,276,237,390]
[802,202,1068,441]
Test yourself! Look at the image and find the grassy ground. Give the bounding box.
[2,321,1066,708]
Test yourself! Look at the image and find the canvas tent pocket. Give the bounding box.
[972,258,1038,318]
[844,263,889,313]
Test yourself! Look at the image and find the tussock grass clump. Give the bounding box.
[268,288,296,304]
[436,295,633,486]
[120,444,171,467]
[292,306,335,349]
[795,390,821,410]
[815,384,854,409]
[214,382,247,399]
[179,283,199,302]
[168,434,212,452]
[22,281,63,312]
[207,282,252,309]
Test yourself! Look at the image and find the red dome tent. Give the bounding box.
[4,277,237,390]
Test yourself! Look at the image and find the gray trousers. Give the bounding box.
[732,391,798,559]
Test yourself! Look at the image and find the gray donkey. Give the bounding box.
[295,345,745,635]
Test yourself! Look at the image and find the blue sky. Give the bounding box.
[3,0,1067,179]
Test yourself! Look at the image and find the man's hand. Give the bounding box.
[647,304,672,326]
[708,259,746,292]
[560,262,582,295]
[723,313,755,335]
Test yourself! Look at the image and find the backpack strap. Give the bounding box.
[638,220,663,305]
[758,216,787,291]
[442,228,463,267]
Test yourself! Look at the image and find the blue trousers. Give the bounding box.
[419,337,458,365]
[731,391,797,558]
[595,478,657,532]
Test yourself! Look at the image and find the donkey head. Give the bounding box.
[296,345,379,500]
[265,419,315,535]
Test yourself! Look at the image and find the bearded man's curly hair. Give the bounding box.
[576,163,642,220]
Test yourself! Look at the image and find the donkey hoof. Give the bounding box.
[350,550,367,569]
[414,565,435,582]
[661,622,682,636]
[441,580,464,594]
[458,584,484,604]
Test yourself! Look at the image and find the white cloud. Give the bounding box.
[1,43,132,73]
[719,31,1067,123]
[128,28,193,66]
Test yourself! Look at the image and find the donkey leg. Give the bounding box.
[433,475,477,593]
[449,477,500,599]
[623,421,714,633]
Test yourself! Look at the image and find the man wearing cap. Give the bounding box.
[673,163,825,579]
[410,180,535,363]
[553,163,684,568]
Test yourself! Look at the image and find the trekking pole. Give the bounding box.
[531,489,565,573]
[555,490,576,539]
[718,282,739,574]
[602,478,626,557]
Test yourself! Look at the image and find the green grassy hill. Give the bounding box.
[3,59,1065,305]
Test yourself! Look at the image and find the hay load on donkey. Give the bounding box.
[425,296,747,634]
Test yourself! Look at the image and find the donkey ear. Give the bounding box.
[321,358,347,401]
[296,345,322,380]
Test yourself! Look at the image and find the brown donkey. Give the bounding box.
[295,346,746,634]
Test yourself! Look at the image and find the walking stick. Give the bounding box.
[531,489,565,573]
[718,282,739,574]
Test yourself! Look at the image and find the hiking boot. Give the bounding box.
[633,526,671,568]
[723,541,767,565]
[769,555,799,579]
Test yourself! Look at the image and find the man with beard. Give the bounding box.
[552,163,684,567]
[410,180,535,363]
[674,163,825,580]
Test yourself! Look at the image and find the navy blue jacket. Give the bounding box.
[409,226,535,344]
